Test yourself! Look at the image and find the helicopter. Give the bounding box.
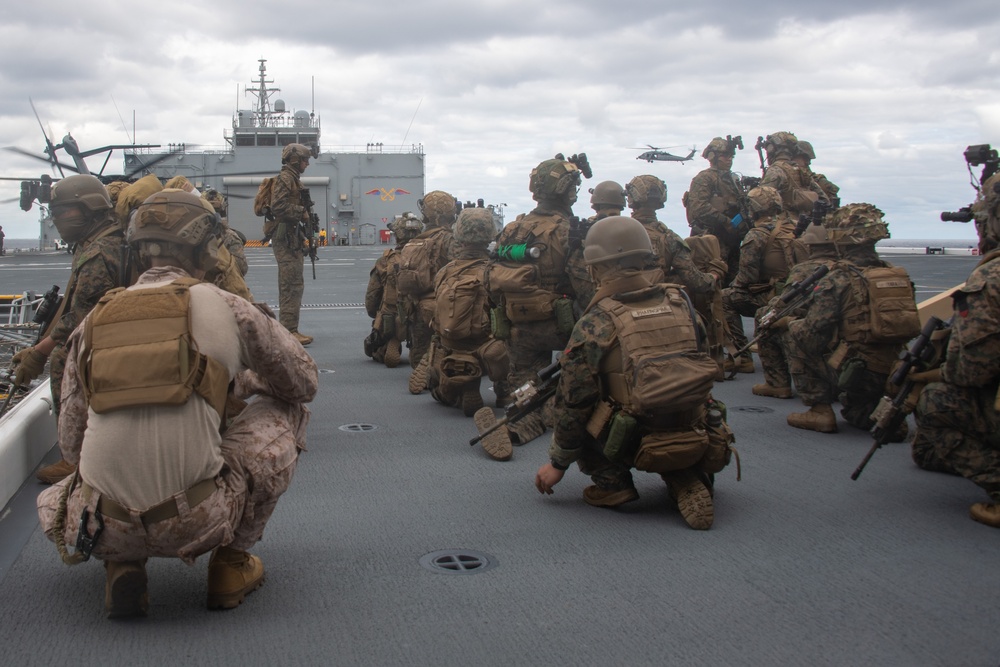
[635,145,696,163]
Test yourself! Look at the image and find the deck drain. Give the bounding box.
[338,423,378,432]
[733,406,775,414]
[318,369,335,374]
[419,549,498,575]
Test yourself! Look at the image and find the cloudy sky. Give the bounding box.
[1,1,997,240]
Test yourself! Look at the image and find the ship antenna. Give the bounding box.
[401,97,422,148]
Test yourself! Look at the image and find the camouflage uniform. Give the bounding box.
[37,267,318,564]
[269,162,307,334]
[785,249,909,429]
[912,255,1000,502]
[222,228,248,277]
[685,166,744,279]
[760,132,828,216]
[721,210,805,357]
[48,227,128,415]
[397,192,456,368]
[364,217,419,365]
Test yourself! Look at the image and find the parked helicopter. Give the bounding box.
[635,145,696,163]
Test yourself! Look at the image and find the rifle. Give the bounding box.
[731,174,760,237]
[733,264,830,358]
[300,188,320,279]
[851,316,947,480]
[0,284,61,418]
[793,197,838,237]
[469,360,561,446]
[754,136,767,176]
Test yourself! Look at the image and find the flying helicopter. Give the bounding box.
[635,145,697,163]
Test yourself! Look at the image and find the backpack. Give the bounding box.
[434,260,490,343]
[841,264,921,344]
[396,227,450,298]
[254,177,277,236]
[602,286,718,417]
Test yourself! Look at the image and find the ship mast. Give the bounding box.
[246,59,283,128]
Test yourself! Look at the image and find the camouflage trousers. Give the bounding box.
[37,396,309,564]
[786,339,887,429]
[721,287,769,354]
[912,381,1000,500]
[754,310,792,388]
[272,238,304,332]
[506,318,570,389]
[49,344,68,417]
[408,297,435,368]
[574,435,635,491]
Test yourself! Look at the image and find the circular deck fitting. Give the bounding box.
[318,369,335,374]
[338,423,378,432]
[419,549,498,575]
[732,406,775,414]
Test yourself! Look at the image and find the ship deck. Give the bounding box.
[0,247,996,666]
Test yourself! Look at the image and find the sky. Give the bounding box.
[1,0,998,241]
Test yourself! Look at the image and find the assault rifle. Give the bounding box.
[300,188,320,279]
[732,174,761,236]
[0,284,61,418]
[469,360,561,447]
[851,316,947,480]
[733,264,830,358]
[754,136,767,176]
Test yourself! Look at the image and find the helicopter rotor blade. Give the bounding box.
[3,146,81,174]
[29,98,64,178]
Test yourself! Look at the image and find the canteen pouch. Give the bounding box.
[490,306,511,340]
[699,415,735,475]
[382,311,397,340]
[837,357,869,394]
[602,412,639,463]
[633,428,710,474]
[554,297,575,335]
[504,291,555,323]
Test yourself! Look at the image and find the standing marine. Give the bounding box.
[784,204,919,434]
[759,132,828,217]
[793,140,840,206]
[911,171,1000,528]
[269,143,314,346]
[684,136,747,282]
[35,189,318,618]
[11,175,133,484]
[533,216,733,529]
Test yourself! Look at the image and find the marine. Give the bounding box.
[760,132,828,216]
[269,143,314,346]
[35,188,318,618]
[11,175,134,484]
[785,203,919,434]
[364,213,423,367]
[912,171,1000,528]
[533,216,733,529]
[684,136,747,282]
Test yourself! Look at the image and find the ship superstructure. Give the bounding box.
[123,59,425,244]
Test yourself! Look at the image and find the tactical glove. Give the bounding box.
[11,347,47,387]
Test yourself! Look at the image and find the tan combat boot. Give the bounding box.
[724,355,755,374]
[473,407,513,461]
[752,383,793,399]
[383,338,402,368]
[786,404,838,433]
[292,331,313,346]
[105,559,149,619]
[36,458,77,485]
[662,469,714,530]
[583,485,639,508]
[970,502,1000,528]
[207,546,265,610]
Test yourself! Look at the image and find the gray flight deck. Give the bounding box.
[0,247,996,666]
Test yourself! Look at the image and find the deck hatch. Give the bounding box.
[338,423,378,432]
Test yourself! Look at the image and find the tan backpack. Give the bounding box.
[841,264,920,344]
[397,227,450,298]
[254,177,277,236]
[434,259,490,344]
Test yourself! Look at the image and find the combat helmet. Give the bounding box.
[529,158,581,203]
[763,131,799,159]
[418,190,458,225]
[128,189,223,273]
[625,175,667,210]
[453,208,496,246]
[972,172,1000,252]
[795,140,816,161]
[826,203,889,245]
[702,137,735,162]
[583,216,653,265]
[391,212,423,241]
[799,222,832,247]
[281,143,313,164]
[49,174,114,243]
[104,181,130,209]
[747,186,783,218]
[589,181,626,211]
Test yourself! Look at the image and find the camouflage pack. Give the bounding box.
[253,177,277,236]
